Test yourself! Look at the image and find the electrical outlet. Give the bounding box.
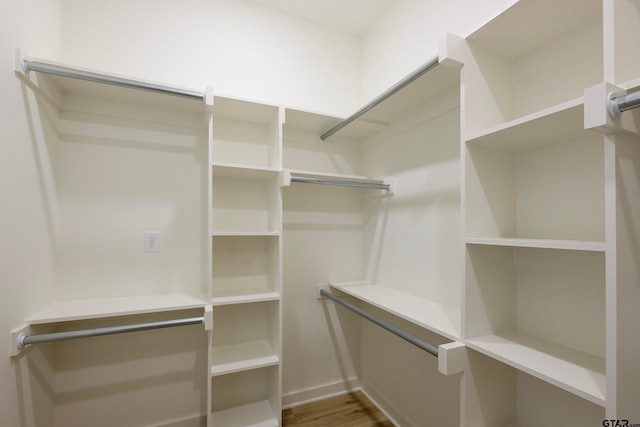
[144,231,160,253]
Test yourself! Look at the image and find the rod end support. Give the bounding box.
[317,284,331,299]
[10,324,31,357]
[608,92,623,119]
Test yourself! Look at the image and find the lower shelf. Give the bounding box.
[466,330,606,406]
[212,341,279,376]
[211,400,278,427]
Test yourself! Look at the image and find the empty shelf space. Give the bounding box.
[25,293,208,324]
[211,289,280,306]
[465,98,585,149]
[465,237,606,252]
[467,0,601,58]
[213,162,280,179]
[211,341,279,376]
[211,400,278,427]
[329,281,460,340]
[466,331,606,406]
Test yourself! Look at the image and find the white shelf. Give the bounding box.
[17,51,206,115]
[284,169,388,185]
[213,162,280,179]
[211,400,278,427]
[465,237,606,252]
[465,98,585,149]
[329,281,460,340]
[211,341,279,376]
[466,331,606,406]
[25,293,208,324]
[212,231,280,237]
[467,0,601,58]
[212,289,280,306]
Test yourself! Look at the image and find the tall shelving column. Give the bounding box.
[13,53,213,426]
[586,0,640,420]
[209,96,284,426]
[453,0,611,424]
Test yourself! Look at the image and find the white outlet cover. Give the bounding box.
[144,231,160,253]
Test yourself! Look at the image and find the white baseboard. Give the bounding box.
[282,377,361,409]
[360,379,411,427]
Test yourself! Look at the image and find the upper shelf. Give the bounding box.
[15,49,210,114]
[465,98,586,149]
[319,56,460,141]
[25,293,208,324]
[467,0,602,58]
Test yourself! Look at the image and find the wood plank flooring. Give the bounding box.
[282,391,394,427]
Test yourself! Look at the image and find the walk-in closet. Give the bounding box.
[3,0,640,426]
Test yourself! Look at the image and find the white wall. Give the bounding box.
[61,0,362,117]
[1,1,62,426]
[360,0,509,102]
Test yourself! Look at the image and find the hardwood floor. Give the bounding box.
[282,391,394,427]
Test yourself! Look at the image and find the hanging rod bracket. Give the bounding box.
[607,91,623,119]
[316,284,331,299]
[10,324,31,357]
[585,82,640,135]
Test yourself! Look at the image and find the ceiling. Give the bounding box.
[243,0,396,37]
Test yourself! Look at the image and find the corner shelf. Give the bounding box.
[329,281,460,341]
[466,331,606,406]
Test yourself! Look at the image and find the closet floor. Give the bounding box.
[282,391,394,426]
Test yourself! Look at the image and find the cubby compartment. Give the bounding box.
[463,0,602,136]
[465,131,605,242]
[212,97,281,170]
[464,349,605,426]
[210,366,280,427]
[283,108,366,177]
[211,301,280,375]
[212,235,280,304]
[210,302,280,426]
[211,168,281,234]
[465,244,606,405]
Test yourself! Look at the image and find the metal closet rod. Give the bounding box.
[21,57,205,101]
[608,89,640,118]
[17,316,205,350]
[319,289,439,357]
[290,175,391,191]
[320,55,440,141]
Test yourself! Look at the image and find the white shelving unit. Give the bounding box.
[210,96,284,426]
[13,53,214,427]
[451,0,640,423]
